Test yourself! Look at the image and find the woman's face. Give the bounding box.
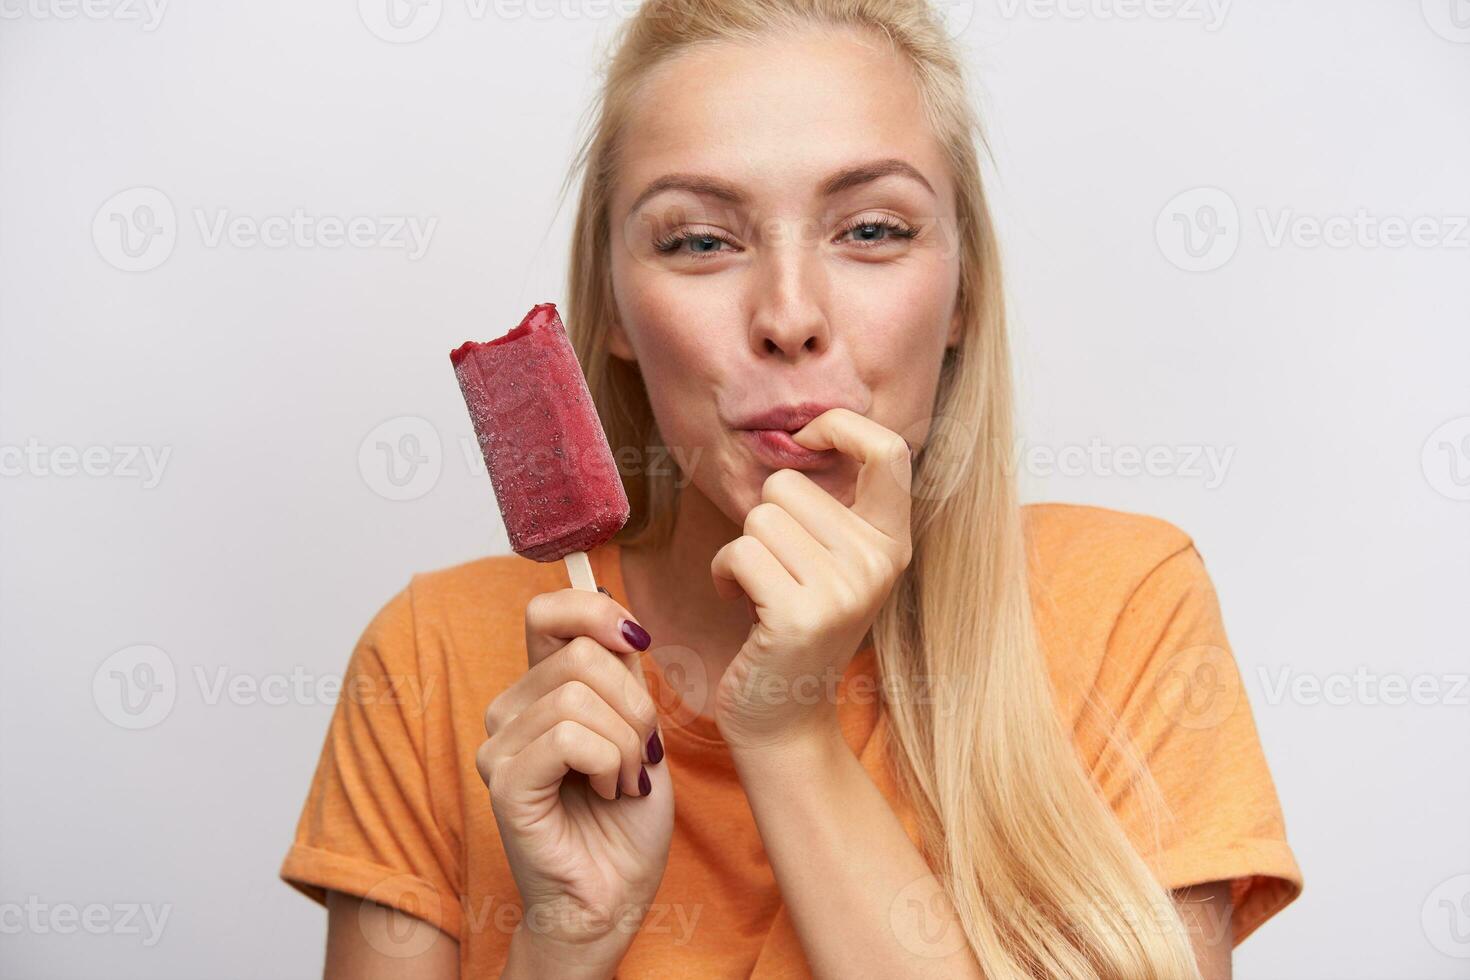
[607,26,963,521]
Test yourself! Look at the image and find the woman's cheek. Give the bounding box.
[635,330,725,468]
[835,324,952,454]
[833,248,954,336]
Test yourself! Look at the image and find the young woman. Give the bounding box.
[282,1,1302,976]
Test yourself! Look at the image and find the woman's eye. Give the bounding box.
[655,220,915,257]
[838,218,918,247]
[655,233,731,257]
[686,235,724,253]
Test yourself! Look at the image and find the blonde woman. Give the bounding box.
[282,1,1302,976]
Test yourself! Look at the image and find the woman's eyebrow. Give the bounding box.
[820,158,935,198]
[629,174,746,214]
[628,158,935,214]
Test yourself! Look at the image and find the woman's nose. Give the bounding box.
[747,246,830,361]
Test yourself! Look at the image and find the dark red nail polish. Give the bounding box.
[621,619,651,651]
[646,730,664,764]
[638,765,651,796]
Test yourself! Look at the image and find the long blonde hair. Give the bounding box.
[561,1,1201,976]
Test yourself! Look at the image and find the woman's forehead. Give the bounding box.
[614,29,949,211]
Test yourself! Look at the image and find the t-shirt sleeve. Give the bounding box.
[279,585,464,941]
[1088,543,1303,947]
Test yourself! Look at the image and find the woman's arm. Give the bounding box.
[1174,880,1234,979]
[737,736,1237,980]
[713,410,976,977]
[733,730,985,979]
[324,890,458,980]
[324,889,646,980]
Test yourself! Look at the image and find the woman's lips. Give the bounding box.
[738,428,836,470]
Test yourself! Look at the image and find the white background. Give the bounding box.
[2,1,1467,977]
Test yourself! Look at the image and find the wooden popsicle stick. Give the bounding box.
[563,550,598,592]
[563,548,651,696]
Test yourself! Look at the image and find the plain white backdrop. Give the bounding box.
[2,1,1467,977]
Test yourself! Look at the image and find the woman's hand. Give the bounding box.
[476,588,672,978]
[710,408,913,751]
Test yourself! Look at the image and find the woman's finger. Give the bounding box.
[758,466,877,562]
[788,408,912,543]
[487,636,659,751]
[742,499,834,587]
[495,720,623,802]
[523,588,652,692]
[491,680,648,797]
[710,533,793,608]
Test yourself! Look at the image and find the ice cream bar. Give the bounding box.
[451,303,630,575]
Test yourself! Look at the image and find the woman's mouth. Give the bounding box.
[737,428,836,470]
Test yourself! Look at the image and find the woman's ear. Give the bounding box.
[945,308,962,348]
[606,314,638,363]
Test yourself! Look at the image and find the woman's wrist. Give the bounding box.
[501,921,628,980]
[726,712,851,785]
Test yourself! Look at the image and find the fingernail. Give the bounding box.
[638,765,651,796]
[620,619,651,651]
[646,729,664,765]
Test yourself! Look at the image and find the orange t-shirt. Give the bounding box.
[280,503,1302,976]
